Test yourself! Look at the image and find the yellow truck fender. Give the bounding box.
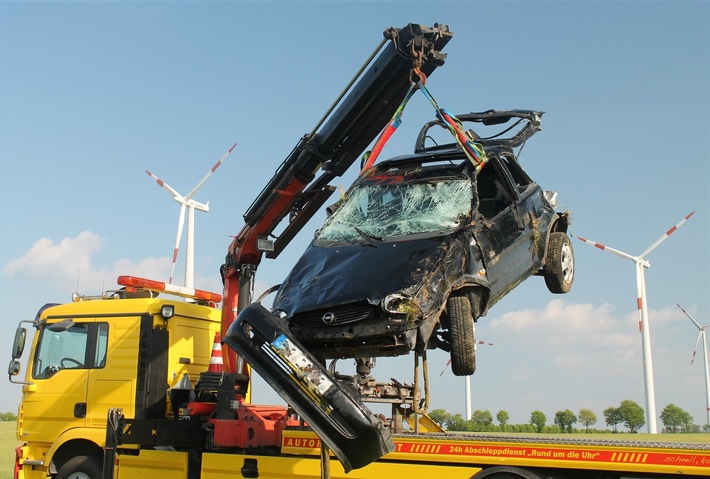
[46,427,106,473]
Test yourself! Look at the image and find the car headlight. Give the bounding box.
[382,294,415,315]
[544,190,559,208]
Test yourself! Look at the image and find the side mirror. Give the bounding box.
[48,319,75,332]
[11,328,27,359]
[8,359,21,377]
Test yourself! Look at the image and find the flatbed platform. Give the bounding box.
[280,430,710,476]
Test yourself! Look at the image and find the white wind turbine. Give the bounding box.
[577,211,695,434]
[677,303,710,427]
[146,142,237,289]
[439,339,495,420]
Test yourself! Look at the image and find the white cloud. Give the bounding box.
[491,299,636,348]
[2,231,171,294]
[489,300,641,376]
[3,231,102,279]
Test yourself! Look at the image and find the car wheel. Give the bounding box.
[448,293,479,376]
[56,455,103,479]
[544,232,574,294]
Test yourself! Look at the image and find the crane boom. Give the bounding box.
[220,22,452,362]
[218,23,453,471]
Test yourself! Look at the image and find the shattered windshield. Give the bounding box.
[316,178,472,242]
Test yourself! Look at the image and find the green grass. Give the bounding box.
[0,421,20,479]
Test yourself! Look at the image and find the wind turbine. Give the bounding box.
[577,211,695,434]
[677,303,710,427]
[146,142,237,289]
[439,339,494,420]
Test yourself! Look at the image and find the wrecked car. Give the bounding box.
[270,110,574,376]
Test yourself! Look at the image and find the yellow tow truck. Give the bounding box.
[9,277,710,479]
[8,22,710,479]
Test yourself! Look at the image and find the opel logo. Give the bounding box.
[322,312,336,324]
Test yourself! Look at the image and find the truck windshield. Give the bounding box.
[316,178,472,242]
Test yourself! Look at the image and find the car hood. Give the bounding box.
[273,236,455,316]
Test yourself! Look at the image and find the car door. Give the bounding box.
[472,156,537,304]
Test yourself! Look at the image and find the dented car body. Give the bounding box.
[271,110,574,376]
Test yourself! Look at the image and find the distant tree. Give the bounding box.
[470,409,493,431]
[429,408,450,428]
[530,410,547,433]
[497,410,510,429]
[660,404,693,433]
[603,406,623,433]
[0,412,17,421]
[619,400,645,433]
[578,409,597,433]
[446,413,469,431]
[554,409,577,433]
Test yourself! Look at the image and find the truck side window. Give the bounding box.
[95,323,108,368]
[32,322,109,378]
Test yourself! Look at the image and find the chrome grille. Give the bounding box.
[290,303,374,328]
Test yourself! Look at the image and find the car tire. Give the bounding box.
[448,293,478,376]
[544,232,574,294]
[56,455,103,479]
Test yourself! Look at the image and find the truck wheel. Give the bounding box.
[56,455,102,479]
[472,465,544,479]
[448,293,478,376]
[544,232,574,294]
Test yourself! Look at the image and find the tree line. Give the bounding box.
[428,400,708,434]
[0,412,17,421]
[0,402,704,432]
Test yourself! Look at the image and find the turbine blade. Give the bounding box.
[439,358,452,377]
[577,237,635,262]
[639,211,695,259]
[692,330,702,365]
[146,170,183,201]
[169,204,187,284]
[185,142,237,200]
[677,303,703,329]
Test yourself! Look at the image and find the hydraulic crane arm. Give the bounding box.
[219,23,453,471]
[239,23,450,262]
[220,22,453,360]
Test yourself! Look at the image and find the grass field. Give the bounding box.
[1,421,20,479]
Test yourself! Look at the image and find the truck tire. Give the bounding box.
[56,455,102,479]
[472,466,544,479]
[448,293,477,376]
[544,232,574,294]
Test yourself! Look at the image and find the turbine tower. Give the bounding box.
[439,339,494,420]
[577,211,694,434]
[146,142,237,289]
[677,303,710,427]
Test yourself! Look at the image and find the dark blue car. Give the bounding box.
[271,110,574,376]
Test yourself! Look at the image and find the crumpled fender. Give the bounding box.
[222,302,395,472]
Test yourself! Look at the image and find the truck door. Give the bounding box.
[19,320,108,444]
[86,318,136,427]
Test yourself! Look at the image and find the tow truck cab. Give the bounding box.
[9,280,222,479]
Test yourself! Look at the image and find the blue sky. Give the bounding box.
[1,1,708,431]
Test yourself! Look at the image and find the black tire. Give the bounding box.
[544,232,574,294]
[56,455,102,479]
[448,294,478,376]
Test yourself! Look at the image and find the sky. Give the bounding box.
[1,1,709,432]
